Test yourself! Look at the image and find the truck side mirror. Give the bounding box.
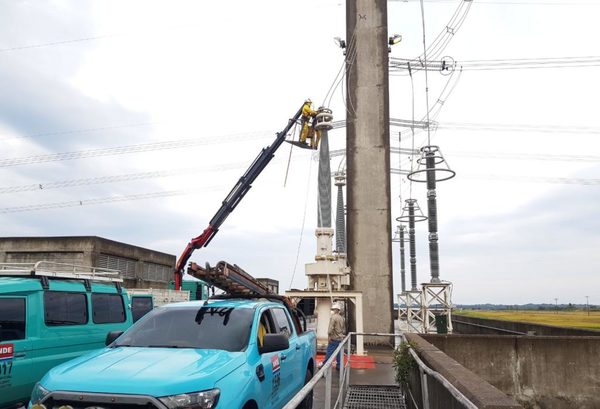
[105,331,124,346]
[259,334,289,354]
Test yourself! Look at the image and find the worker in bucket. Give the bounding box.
[321,302,346,369]
[299,98,319,149]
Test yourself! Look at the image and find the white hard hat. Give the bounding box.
[331,302,342,310]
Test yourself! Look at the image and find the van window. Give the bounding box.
[92,293,126,324]
[44,292,88,326]
[131,297,153,322]
[0,298,26,341]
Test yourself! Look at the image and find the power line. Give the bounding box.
[0,34,118,53]
[0,188,219,214]
[0,120,161,142]
[331,147,600,163]
[0,159,290,194]
[390,56,600,73]
[391,169,600,185]
[335,118,600,135]
[0,131,272,168]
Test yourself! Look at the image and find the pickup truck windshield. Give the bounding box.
[113,306,253,352]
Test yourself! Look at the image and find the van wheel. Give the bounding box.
[297,368,313,409]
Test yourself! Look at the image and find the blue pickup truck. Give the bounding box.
[30,296,316,409]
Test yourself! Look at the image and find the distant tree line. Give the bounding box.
[455,303,597,311]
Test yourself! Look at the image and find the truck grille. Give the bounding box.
[42,392,163,409]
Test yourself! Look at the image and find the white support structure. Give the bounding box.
[285,290,365,356]
[397,282,453,334]
[406,290,424,333]
[421,282,453,334]
[305,228,350,291]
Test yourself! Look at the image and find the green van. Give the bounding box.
[0,262,134,409]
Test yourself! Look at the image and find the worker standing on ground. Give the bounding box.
[322,303,345,369]
[299,98,319,149]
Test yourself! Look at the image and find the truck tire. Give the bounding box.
[297,368,313,409]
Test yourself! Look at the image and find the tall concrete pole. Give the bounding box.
[346,0,394,337]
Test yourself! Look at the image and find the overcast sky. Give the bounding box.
[1,0,598,305]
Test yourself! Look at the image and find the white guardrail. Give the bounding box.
[282,332,478,409]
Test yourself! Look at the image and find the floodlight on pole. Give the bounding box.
[388,34,402,46]
[333,37,346,49]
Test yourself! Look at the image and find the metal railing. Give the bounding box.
[284,332,400,409]
[283,332,478,409]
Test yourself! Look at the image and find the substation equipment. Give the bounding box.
[396,145,455,334]
[285,108,365,355]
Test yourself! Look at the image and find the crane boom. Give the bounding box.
[173,104,305,289]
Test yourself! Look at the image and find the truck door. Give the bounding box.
[270,307,302,404]
[255,309,280,409]
[0,296,31,408]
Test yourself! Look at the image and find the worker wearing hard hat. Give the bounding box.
[321,302,346,370]
[299,99,319,149]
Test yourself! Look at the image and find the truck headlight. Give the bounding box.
[159,389,220,409]
[30,382,50,404]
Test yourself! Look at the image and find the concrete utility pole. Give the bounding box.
[346,0,394,338]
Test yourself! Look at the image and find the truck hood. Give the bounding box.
[42,347,246,397]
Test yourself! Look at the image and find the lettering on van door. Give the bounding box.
[0,344,14,388]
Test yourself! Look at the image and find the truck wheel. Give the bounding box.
[297,368,313,409]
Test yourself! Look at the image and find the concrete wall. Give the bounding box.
[0,236,175,289]
[453,314,600,336]
[405,333,521,409]
[421,334,600,409]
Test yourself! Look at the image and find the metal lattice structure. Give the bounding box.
[398,284,453,334]
[421,282,453,334]
[344,385,406,409]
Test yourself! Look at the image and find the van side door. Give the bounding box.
[0,296,31,407]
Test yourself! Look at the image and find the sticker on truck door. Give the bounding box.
[270,354,281,397]
[0,344,14,388]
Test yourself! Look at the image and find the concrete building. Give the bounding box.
[0,236,175,289]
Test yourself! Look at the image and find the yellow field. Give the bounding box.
[456,309,600,331]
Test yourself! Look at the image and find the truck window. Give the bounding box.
[92,293,126,324]
[0,298,26,341]
[44,292,88,326]
[271,308,293,338]
[131,297,153,322]
[112,306,253,352]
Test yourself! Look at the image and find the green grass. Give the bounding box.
[455,309,600,331]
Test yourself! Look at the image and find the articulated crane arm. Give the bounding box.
[173,104,305,289]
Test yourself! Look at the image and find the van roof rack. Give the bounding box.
[0,261,123,291]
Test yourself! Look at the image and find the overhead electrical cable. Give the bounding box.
[0,131,273,168]
[390,56,600,74]
[390,169,600,185]
[0,188,220,214]
[0,120,162,142]
[0,159,287,195]
[330,147,600,163]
